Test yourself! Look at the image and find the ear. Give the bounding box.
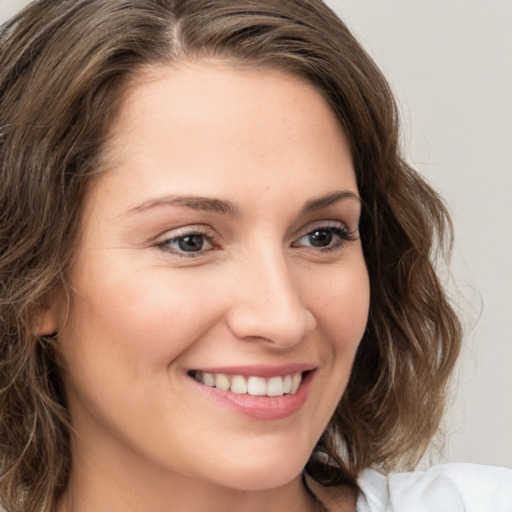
[30,288,66,337]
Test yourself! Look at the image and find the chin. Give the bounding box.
[205,451,309,491]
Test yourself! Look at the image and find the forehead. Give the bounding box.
[89,61,357,214]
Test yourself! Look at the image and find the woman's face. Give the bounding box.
[53,63,370,494]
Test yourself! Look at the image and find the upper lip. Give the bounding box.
[188,363,316,379]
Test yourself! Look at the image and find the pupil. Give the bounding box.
[178,235,204,252]
[310,230,332,247]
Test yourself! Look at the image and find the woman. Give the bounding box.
[0,1,510,511]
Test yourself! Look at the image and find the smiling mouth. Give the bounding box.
[188,370,310,397]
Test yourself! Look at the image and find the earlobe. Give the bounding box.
[30,289,66,337]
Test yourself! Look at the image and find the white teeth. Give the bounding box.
[247,376,267,396]
[283,375,292,394]
[291,373,302,394]
[202,372,216,387]
[215,373,230,391]
[193,371,305,396]
[230,375,248,394]
[267,376,284,396]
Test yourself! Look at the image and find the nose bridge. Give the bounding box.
[227,243,315,346]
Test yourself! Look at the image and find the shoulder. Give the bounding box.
[305,464,512,512]
[357,463,512,512]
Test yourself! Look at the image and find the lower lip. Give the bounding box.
[191,372,314,421]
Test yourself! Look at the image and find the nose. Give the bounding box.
[226,247,316,348]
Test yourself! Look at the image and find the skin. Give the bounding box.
[44,62,369,512]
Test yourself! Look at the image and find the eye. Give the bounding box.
[293,224,356,251]
[156,229,215,256]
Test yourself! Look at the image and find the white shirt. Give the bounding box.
[356,463,512,512]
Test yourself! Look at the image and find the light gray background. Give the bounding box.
[1,0,511,468]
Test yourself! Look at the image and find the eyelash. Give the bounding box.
[155,223,357,258]
[292,224,357,252]
[156,228,219,258]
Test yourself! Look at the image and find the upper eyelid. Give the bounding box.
[154,225,219,253]
[155,224,216,241]
[294,219,349,237]
[155,220,351,236]
[294,224,349,242]
[153,219,355,247]
[155,230,218,259]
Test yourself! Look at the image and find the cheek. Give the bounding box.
[309,258,370,355]
[58,258,226,387]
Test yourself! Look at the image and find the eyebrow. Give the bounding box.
[126,195,240,216]
[301,190,361,213]
[126,190,360,217]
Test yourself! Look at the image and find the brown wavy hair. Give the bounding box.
[0,0,461,510]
